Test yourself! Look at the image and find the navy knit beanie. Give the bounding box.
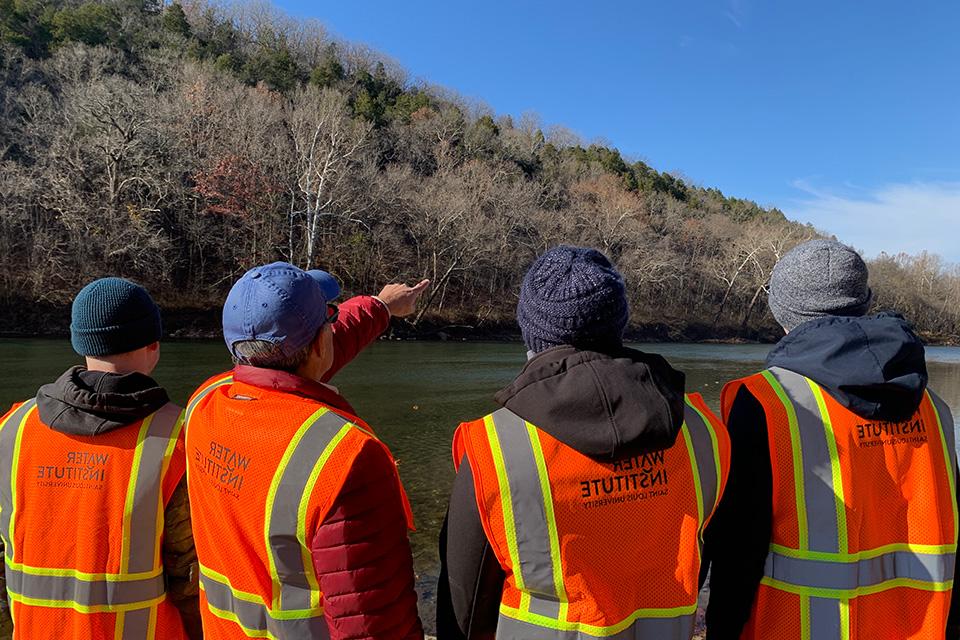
[70,277,163,357]
[517,246,629,353]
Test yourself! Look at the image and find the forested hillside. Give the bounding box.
[2,0,958,342]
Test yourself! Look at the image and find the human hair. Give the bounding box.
[231,339,312,373]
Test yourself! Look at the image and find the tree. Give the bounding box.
[286,86,371,268]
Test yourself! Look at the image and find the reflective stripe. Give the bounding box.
[116,403,183,637]
[764,549,955,592]
[0,400,36,563]
[266,408,355,615]
[497,608,695,639]
[488,409,564,618]
[200,570,330,639]
[120,608,153,640]
[809,597,842,640]
[929,390,957,478]
[185,374,233,426]
[126,403,184,573]
[766,367,843,554]
[5,568,165,608]
[681,399,721,535]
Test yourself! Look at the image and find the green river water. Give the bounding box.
[2,338,959,629]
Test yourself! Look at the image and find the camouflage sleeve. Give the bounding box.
[163,479,203,640]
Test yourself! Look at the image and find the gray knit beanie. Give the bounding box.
[71,277,162,356]
[768,239,872,331]
[517,245,629,353]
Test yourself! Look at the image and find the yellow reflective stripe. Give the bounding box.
[760,575,953,598]
[7,404,30,554]
[525,422,568,622]
[120,415,154,574]
[500,601,697,636]
[761,370,809,551]
[153,411,184,569]
[769,541,957,562]
[263,406,328,611]
[808,382,848,554]
[839,597,850,640]
[929,390,960,539]
[3,560,161,581]
[484,414,527,604]
[679,423,704,543]
[184,375,233,425]
[7,589,166,614]
[685,397,722,517]
[296,422,354,611]
[800,594,810,640]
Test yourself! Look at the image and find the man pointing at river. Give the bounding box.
[185,262,428,639]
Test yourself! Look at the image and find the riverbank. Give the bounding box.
[2,302,956,346]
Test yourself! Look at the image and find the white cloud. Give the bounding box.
[786,181,960,263]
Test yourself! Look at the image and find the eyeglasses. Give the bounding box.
[324,303,339,326]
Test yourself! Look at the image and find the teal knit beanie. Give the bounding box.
[70,278,163,356]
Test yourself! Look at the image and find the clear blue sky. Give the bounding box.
[274,0,960,262]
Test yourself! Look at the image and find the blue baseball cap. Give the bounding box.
[307,269,341,302]
[222,262,332,357]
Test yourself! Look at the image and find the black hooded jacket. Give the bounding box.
[702,313,960,640]
[436,345,687,639]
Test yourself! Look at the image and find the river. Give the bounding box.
[1,338,959,631]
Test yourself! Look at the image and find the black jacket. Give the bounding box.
[702,313,960,639]
[436,345,687,639]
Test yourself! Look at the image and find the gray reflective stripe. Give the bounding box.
[489,408,562,608]
[496,611,694,639]
[128,403,183,574]
[267,410,353,612]
[0,400,36,561]
[184,376,233,426]
[116,403,182,639]
[682,401,720,526]
[764,550,955,590]
[810,597,842,640]
[4,568,165,607]
[929,391,957,479]
[200,571,330,638]
[767,367,841,554]
[121,608,152,640]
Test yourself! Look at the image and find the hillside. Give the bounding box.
[1,0,958,342]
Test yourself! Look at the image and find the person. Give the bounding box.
[436,245,731,639]
[184,261,429,640]
[0,277,201,639]
[702,239,960,640]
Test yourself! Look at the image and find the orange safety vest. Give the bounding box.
[184,373,413,639]
[0,398,188,640]
[454,393,730,639]
[722,366,957,640]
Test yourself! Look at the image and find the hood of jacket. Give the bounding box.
[765,312,927,422]
[494,345,686,461]
[36,366,170,435]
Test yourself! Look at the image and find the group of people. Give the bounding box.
[0,238,956,640]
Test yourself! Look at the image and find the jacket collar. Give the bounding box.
[232,365,356,415]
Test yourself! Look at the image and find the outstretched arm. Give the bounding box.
[324,280,430,381]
